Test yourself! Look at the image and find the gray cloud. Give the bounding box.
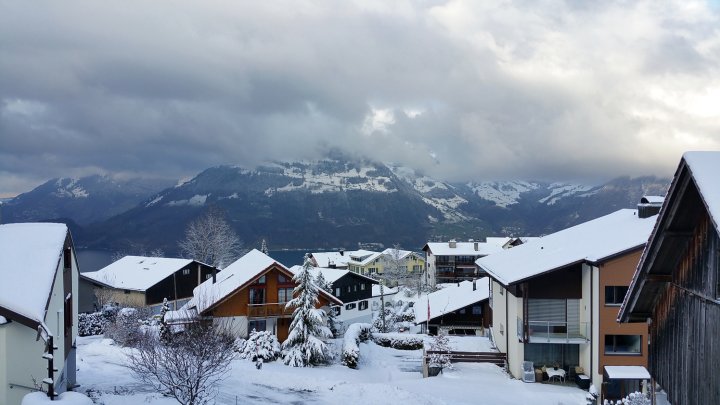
[2,0,720,195]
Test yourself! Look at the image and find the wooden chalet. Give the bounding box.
[189,249,342,341]
[620,151,720,405]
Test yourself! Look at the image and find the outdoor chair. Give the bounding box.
[522,361,535,383]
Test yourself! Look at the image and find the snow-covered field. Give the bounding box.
[76,335,587,405]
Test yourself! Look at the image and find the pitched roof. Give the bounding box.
[477,209,656,286]
[620,151,720,322]
[0,223,68,325]
[190,250,341,313]
[414,278,490,324]
[309,250,373,268]
[423,241,505,257]
[82,256,196,292]
[288,265,378,284]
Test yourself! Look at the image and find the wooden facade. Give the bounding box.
[206,265,338,340]
[620,153,720,405]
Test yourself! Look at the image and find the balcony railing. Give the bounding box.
[519,317,590,344]
[248,303,293,318]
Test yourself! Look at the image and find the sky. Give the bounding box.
[1,0,720,197]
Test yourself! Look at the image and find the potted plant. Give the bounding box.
[427,332,452,377]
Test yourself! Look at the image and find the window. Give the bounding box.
[472,305,482,315]
[413,265,422,272]
[459,308,466,314]
[359,300,368,311]
[182,268,191,275]
[249,288,265,305]
[253,275,266,285]
[278,273,291,284]
[346,303,356,310]
[278,287,294,303]
[332,306,341,316]
[361,283,366,291]
[205,274,212,280]
[604,335,642,355]
[354,285,357,292]
[605,286,629,306]
[248,319,266,333]
[335,287,341,297]
[347,286,351,293]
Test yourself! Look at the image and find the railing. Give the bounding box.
[248,302,293,318]
[521,318,590,343]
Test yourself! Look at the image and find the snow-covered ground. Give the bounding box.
[76,335,587,405]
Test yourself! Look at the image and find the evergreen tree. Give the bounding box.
[282,254,333,367]
[314,271,332,293]
[158,298,171,345]
[260,239,269,255]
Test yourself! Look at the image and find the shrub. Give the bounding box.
[78,312,110,337]
[341,323,372,368]
[238,330,281,362]
[104,307,152,347]
[371,333,424,350]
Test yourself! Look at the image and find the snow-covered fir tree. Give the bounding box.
[428,331,452,369]
[282,254,333,367]
[158,298,171,345]
[314,271,332,293]
[260,239,269,255]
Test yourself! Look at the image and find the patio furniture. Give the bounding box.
[522,361,535,383]
[546,367,566,383]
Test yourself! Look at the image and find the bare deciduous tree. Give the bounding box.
[127,321,238,405]
[179,209,242,269]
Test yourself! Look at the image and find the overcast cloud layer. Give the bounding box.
[2,0,720,196]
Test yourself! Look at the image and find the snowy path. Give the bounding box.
[76,336,586,405]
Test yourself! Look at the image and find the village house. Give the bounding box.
[186,249,342,341]
[0,223,79,404]
[414,278,491,335]
[308,249,374,269]
[346,248,425,278]
[620,151,720,405]
[476,206,658,402]
[289,266,378,327]
[80,256,216,313]
[423,239,506,287]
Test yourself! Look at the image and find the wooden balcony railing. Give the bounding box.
[247,302,293,318]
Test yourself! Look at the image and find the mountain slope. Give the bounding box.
[77,159,669,253]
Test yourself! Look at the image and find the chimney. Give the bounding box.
[474,242,479,251]
[212,266,217,284]
[340,249,345,256]
[638,196,664,219]
[449,239,457,248]
[473,280,477,291]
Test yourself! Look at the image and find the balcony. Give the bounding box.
[518,317,589,344]
[248,303,293,318]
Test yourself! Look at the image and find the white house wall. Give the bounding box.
[0,325,6,404]
[489,279,507,355]
[507,292,524,379]
[1,322,49,405]
[591,265,601,388]
[579,263,593,381]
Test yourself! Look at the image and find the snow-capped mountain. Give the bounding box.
[5,158,670,253]
[2,175,172,225]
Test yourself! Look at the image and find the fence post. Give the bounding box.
[422,348,429,378]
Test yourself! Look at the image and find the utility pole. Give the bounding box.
[379,279,386,332]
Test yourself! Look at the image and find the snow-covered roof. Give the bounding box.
[0,315,7,325]
[477,209,656,286]
[190,249,342,313]
[414,278,490,324]
[371,284,399,297]
[288,265,377,284]
[640,195,664,204]
[82,256,196,292]
[0,223,68,325]
[604,366,651,380]
[190,249,278,313]
[310,250,375,268]
[684,151,720,231]
[485,237,512,246]
[424,241,505,257]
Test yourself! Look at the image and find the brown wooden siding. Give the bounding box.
[650,212,720,405]
[598,251,648,374]
[526,264,582,299]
